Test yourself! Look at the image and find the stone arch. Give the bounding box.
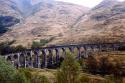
[13,54,19,68]
[25,51,33,68]
[6,55,12,62]
[47,49,53,68]
[76,46,81,59]
[19,53,26,68]
[41,49,47,68]
[55,48,60,66]
[93,45,99,52]
[33,49,41,68]
[68,46,74,54]
[62,47,66,58]
[80,46,87,59]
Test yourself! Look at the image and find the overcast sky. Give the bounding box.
[56,0,125,8]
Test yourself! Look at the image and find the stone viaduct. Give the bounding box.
[3,42,124,68]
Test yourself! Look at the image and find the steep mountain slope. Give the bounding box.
[0,0,89,47]
[60,0,125,44]
[1,0,125,47]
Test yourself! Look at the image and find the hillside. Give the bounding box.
[61,0,125,44]
[1,0,125,47]
[0,0,89,47]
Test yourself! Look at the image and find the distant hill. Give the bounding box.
[1,0,125,47]
[0,0,89,47]
[62,0,125,44]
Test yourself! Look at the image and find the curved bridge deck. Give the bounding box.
[3,42,125,68]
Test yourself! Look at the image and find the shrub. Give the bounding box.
[12,45,26,52]
[78,58,87,72]
[14,71,29,83]
[86,56,124,76]
[99,56,112,75]
[31,37,55,49]
[86,56,100,74]
[0,56,27,83]
[18,68,51,83]
[0,41,26,55]
[0,57,16,83]
[56,53,80,83]
[18,68,32,83]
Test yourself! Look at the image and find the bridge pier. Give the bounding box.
[48,49,53,67]
[25,52,28,68]
[19,53,26,68]
[55,48,60,65]
[13,54,17,68]
[9,54,14,67]
[26,51,33,68]
[69,47,74,54]
[41,49,47,68]
[83,46,88,58]
[17,53,21,68]
[29,51,33,68]
[6,55,14,67]
[35,49,41,68]
[77,47,81,60]
[62,48,66,58]
[24,52,27,68]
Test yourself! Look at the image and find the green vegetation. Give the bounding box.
[0,56,27,83]
[0,41,26,55]
[0,56,17,83]
[31,74,50,83]
[0,58,51,83]
[0,55,48,83]
[31,37,55,48]
[14,71,29,83]
[0,46,125,83]
[56,53,80,83]
[0,37,55,55]
[18,68,51,83]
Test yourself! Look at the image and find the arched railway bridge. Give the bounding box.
[3,42,125,69]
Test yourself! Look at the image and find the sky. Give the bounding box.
[56,0,125,8]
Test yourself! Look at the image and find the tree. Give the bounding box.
[0,56,27,83]
[56,53,80,83]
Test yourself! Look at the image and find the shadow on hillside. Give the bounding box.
[0,15,20,35]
